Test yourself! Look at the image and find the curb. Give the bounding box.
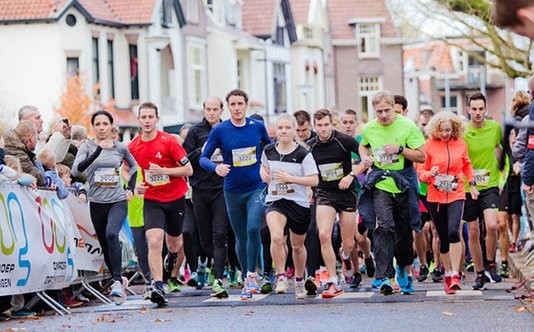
[508,251,534,291]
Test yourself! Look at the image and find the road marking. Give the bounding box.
[314,292,374,300]
[426,290,482,297]
[204,294,269,302]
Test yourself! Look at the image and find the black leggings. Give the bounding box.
[90,200,127,281]
[131,226,150,283]
[428,200,464,254]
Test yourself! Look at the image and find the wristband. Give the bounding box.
[469,181,476,186]
[398,146,404,154]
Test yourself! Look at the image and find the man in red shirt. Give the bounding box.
[129,102,193,307]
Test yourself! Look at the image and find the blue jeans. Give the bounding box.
[224,187,264,273]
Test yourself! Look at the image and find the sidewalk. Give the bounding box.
[508,240,534,292]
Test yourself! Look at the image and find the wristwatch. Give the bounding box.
[349,172,356,178]
[469,181,477,186]
[398,146,404,154]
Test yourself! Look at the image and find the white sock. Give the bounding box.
[444,271,452,277]
[329,276,338,285]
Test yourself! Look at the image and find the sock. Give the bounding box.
[296,276,304,283]
[154,281,163,289]
[502,260,508,265]
[277,273,287,279]
[444,271,452,277]
[247,271,255,279]
[452,271,459,277]
[476,270,485,276]
[329,275,338,285]
[341,249,350,261]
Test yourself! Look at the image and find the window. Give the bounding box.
[129,45,139,100]
[441,95,459,113]
[237,59,243,89]
[187,0,199,23]
[92,38,100,84]
[275,26,285,46]
[359,76,382,121]
[66,57,79,77]
[225,0,242,28]
[107,40,115,99]
[188,42,207,109]
[273,62,287,114]
[467,51,485,85]
[356,23,380,58]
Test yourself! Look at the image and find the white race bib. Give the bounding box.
[375,147,399,166]
[318,162,344,182]
[145,169,171,186]
[94,168,119,187]
[434,174,458,192]
[232,146,257,167]
[474,169,490,187]
[271,182,295,196]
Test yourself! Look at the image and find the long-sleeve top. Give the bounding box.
[3,129,46,186]
[44,168,69,199]
[72,139,137,204]
[419,138,475,204]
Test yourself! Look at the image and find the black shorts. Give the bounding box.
[144,197,185,236]
[265,199,310,235]
[316,188,357,213]
[463,187,500,222]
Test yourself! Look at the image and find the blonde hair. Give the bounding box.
[56,164,71,178]
[275,113,296,128]
[426,111,466,140]
[0,119,9,137]
[37,147,57,169]
[511,91,530,116]
[5,155,21,173]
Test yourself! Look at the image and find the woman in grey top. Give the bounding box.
[72,110,137,306]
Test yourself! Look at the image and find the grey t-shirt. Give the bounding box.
[72,139,137,204]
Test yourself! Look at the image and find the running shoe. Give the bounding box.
[187,272,199,288]
[465,259,475,272]
[484,263,502,283]
[364,256,375,278]
[444,276,455,295]
[196,258,208,289]
[167,277,181,292]
[339,248,354,280]
[211,279,229,299]
[275,275,289,294]
[151,284,168,307]
[500,262,510,278]
[240,286,252,300]
[417,265,429,282]
[350,272,362,289]
[207,267,216,286]
[110,279,126,306]
[163,252,178,273]
[401,276,414,295]
[228,269,240,288]
[472,273,487,290]
[509,242,516,253]
[304,276,318,295]
[395,265,408,289]
[246,274,260,294]
[295,281,306,300]
[450,274,462,291]
[371,278,383,289]
[379,278,394,295]
[143,285,152,300]
[59,294,84,308]
[321,282,344,298]
[260,277,273,294]
[11,310,37,317]
[431,268,443,283]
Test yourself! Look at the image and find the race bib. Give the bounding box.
[271,182,295,196]
[211,148,224,164]
[474,169,490,187]
[94,168,119,187]
[145,169,171,186]
[232,146,257,167]
[434,174,458,192]
[375,147,399,166]
[318,162,344,182]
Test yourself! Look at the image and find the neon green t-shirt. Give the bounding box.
[127,168,144,228]
[361,115,425,193]
[464,120,502,191]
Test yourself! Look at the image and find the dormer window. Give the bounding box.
[356,23,380,58]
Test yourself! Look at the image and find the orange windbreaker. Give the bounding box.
[418,138,475,204]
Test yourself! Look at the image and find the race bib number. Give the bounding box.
[434,174,458,192]
[211,148,224,164]
[145,169,171,186]
[94,168,119,187]
[318,162,344,182]
[375,147,399,166]
[474,169,490,187]
[271,182,295,196]
[232,146,257,167]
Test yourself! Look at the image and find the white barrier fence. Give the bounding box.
[0,183,105,296]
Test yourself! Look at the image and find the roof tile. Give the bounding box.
[288,0,309,25]
[242,0,278,36]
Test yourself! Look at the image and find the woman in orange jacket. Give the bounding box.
[419,111,479,294]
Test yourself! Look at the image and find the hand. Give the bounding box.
[338,174,353,190]
[78,192,87,203]
[99,139,114,149]
[125,189,134,201]
[470,187,480,200]
[430,166,439,177]
[523,183,534,195]
[50,183,58,191]
[136,182,148,194]
[148,162,166,176]
[513,161,521,175]
[215,163,231,177]
[382,144,400,155]
[0,136,4,149]
[273,170,293,183]
[260,165,270,183]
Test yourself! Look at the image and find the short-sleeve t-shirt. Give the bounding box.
[361,115,425,193]
[261,143,318,208]
[464,120,502,191]
[129,131,189,202]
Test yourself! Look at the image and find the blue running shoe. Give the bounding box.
[379,278,394,295]
[395,265,408,289]
[401,276,414,295]
[196,258,207,289]
[372,278,383,289]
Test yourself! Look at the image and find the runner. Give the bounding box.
[72,110,137,306]
[418,111,478,294]
[128,102,193,306]
[200,89,271,300]
[260,113,319,299]
[307,109,372,298]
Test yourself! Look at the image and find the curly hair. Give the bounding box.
[425,111,466,140]
[511,91,530,116]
